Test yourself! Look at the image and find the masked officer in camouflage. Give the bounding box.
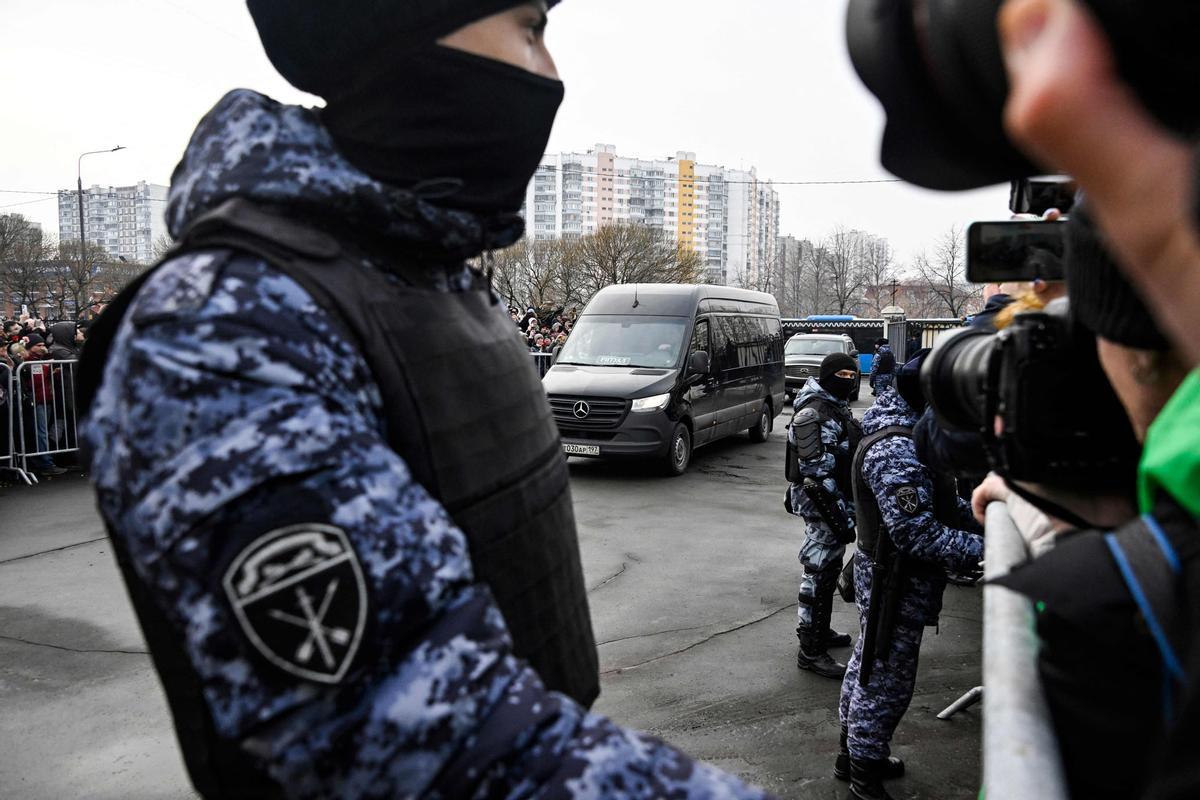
[787,352,862,678]
[869,338,895,397]
[74,3,774,798]
[835,354,983,800]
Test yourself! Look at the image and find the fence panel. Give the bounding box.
[13,359,81,475]
[0,363,14,473]
[530,352,553,379]
[982,501,1068,800]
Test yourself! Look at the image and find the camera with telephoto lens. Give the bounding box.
[920,299,1141,489]
[845,0,1200,190]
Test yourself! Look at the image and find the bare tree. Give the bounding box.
[801,242,833,315]
[152,233,175,261]
[859,234,898,316]
[44,240,104,319]
[824,226,869,315]
[773,237,809,318]
[551,237,588,309]
[911,225,982,318]
[0,216,54,312]
[575,224,703,300]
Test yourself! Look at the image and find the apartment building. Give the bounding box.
[58,181,168,263]
[524,145,780,287]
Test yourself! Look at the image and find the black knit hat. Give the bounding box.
[820,352,858,381]
[1065,205,1170,351]
[247,0,561,99]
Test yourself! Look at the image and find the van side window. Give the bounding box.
[765,317,783,362]
[712,316,739,372]
[690,319,710,355]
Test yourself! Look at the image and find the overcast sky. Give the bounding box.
[0,0,1010,266]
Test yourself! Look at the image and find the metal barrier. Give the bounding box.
[12,359,80,482]
[982,501,1068,800]
[530,352,553,379]
[0,362,32,484]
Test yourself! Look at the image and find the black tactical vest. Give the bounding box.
[852,424,957,565]
[77,200,599,795]
[795,394,863,497]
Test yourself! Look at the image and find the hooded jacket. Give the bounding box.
[48,322,79,361]
[81,90,768,800]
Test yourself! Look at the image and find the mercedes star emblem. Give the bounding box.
[573,401,591,419]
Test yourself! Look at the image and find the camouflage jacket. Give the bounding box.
[787,378,856,530]
[857,388,984,625]
[81,89,770,800]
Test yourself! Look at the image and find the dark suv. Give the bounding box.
[784,333,860,401]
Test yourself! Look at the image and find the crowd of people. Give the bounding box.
[2,312,91,477]
[513,303,577,353]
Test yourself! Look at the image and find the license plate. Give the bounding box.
[563,443,600,456]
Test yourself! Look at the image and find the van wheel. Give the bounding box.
[749,402,771,443]
[664,423,692,476]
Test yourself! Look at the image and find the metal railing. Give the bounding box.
[982,501,1068,800]
[0,362,25,483]
[5,359,81,485]
[530,352,553,379]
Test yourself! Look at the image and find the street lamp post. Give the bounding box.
[77,146,126,266]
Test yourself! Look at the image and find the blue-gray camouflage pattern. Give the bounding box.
[869,345,894,396]
[836,388,983,760]
[787,378,855,627]
[854,388,982,626]
[838,552,925,762]
[82,89,771,800]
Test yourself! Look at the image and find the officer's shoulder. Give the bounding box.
[130,249,317,326]
[862,427,917,462]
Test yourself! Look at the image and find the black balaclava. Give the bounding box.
[818,352,858,402]
[896,348,931,413]
[1066,201,1171,351]
[246,0,564,215]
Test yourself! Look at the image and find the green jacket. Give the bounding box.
[1139,369,1200,516]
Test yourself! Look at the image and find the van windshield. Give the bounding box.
[557,315,689,369]
[786,338,843,356]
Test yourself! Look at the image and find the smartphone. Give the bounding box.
[967,220,1066,283]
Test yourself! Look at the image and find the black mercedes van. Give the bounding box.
[542,284,785,475]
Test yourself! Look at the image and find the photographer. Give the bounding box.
[972,216,1196,799]
[996,4,1200,795]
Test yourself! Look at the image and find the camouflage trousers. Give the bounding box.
[872,373,895,395]
[797,521,845,628]
[838,560,926,760]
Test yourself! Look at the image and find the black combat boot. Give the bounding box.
[848,757,897,800]
[796,629,847,678]
[796,591,846,679]
[825,629,852,648]
[834,726,904,781]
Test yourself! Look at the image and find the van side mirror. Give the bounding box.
[688,351,711,376]
[552,345,562,365]
[850,350,859,358]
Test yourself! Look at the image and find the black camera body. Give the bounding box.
[847,0,1200,190]
[921,300,1140,489]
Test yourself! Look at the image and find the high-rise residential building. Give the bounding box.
[523,145,780,287]
[58,181,168,263]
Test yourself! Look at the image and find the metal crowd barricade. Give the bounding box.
[982,501,1068,800]
[0,362,33,484]
[12,359,80,483]
[530,352,553,379]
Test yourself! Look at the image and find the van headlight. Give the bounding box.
[631,393,671,412]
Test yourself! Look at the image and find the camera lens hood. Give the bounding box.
[846,0,1040,190]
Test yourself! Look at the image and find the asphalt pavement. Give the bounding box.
[0,395,982,799]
